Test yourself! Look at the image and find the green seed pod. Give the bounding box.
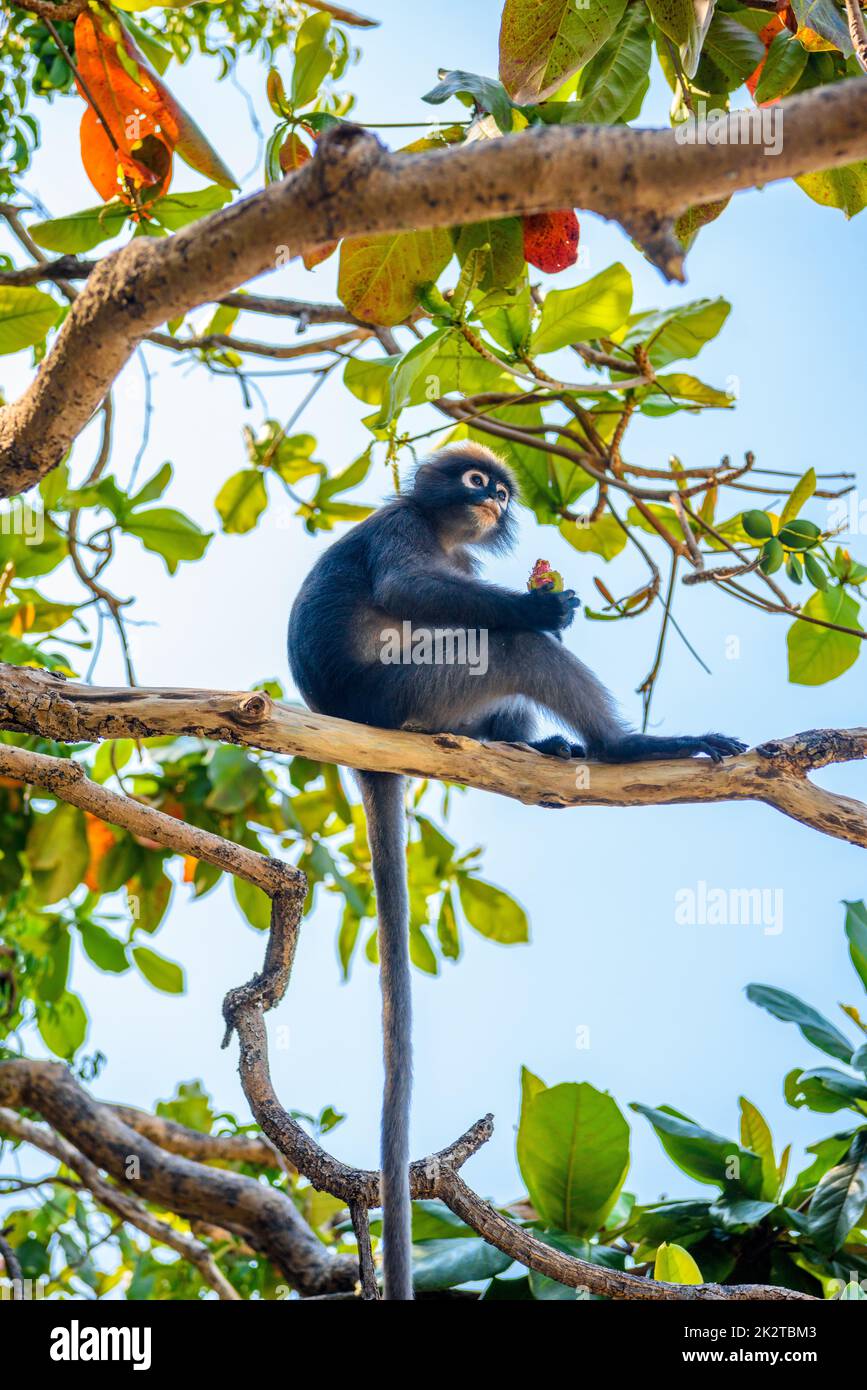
[778,519,821,551]
[785,553,803,584]
[803,552,829,591]
[742,510,774,541]
[760,537,784,574]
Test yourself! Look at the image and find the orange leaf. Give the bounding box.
[278,131,312,174]
[74,9,236,194]
[80,106,170,204]
[182,855,197,884]
[84,811,117,892]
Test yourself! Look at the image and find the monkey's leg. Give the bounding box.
[465,699,584,760]
[396,633,745,763]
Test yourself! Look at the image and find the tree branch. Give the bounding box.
[0,1060,358,1295]
[0,666,864,848]
[2,82,866,495]
[217,858,814,1300]
[0,1107,241,1299]
[0,694,826,1300]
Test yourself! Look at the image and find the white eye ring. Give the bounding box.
[495,485,509,505]
[462,469,488,490]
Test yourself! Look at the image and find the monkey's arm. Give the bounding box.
[372,563,577,632]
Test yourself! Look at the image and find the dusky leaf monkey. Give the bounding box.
[288,443,746,1299]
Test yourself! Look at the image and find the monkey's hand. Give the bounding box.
[522,587,580,631]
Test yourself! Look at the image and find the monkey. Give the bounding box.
[287,442,746,1299]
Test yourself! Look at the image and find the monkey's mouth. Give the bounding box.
[474,501,500,527]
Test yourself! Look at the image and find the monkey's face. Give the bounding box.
[412,448,517,552]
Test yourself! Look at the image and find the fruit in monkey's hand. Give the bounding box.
[522,210,579,273]
[528,558,565,592]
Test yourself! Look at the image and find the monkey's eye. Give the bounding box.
[462,469,488,490]
[495,484,510,505]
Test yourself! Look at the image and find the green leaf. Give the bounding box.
[622,298,730,368]
[26,803,89,904]
[738,1097,778,1200]
[569,7,652,124]
[560,514,626,561]
[745,983,854,1063]
[532,263,633,355]
[422,71,514,133]
[697,13,764,89]
[787,588,861,686]
[412,1236,511,1290]
[338,905,362,979]
[0,286,59,355]
[458,876,528,943]
[807,1131,867,1254]
[498,0,630,103]
[130,462,172,509]
[233,875,272,932]
[412,1200,476,1241]
[654,1241,703,1285]
[780,469,817,526]
[375,329,449,428]
[29,202,128,253]
[78,920,130,974]
[754,30,808,104]
[91,739,134,784]
[132,945,185,994]
[455,219,525,293]
[215,470,268,535]
[37,991,87,1059]
[338,228,454,326]
[436,888,460,960]
[292,11,332,109]
[796,163,867,220]
[343,354,398,405]
[205,746,263,812]
[631,1104,764,1195]
[517,1081,630,1234]
[121,507,212,574]
[147,186,233,231]
[845,901,867,993]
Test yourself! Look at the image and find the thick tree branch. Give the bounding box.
[0,1060,357,1295]
[2,82,867,495]
[1,666,865,848]
[0,1107,240,1299]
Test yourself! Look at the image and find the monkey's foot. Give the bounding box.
[610,732,748,764]
[530,735,586,760]
[686,733,749,763]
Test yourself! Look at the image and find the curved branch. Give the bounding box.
[2,82,867,494]
[219,857,814,1300]
[0,666,865,848]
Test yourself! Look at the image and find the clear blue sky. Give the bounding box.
[3,0,866,1213]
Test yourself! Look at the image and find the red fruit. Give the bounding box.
[522,210,579,274]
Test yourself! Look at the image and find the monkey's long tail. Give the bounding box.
[356,770,413,1301]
